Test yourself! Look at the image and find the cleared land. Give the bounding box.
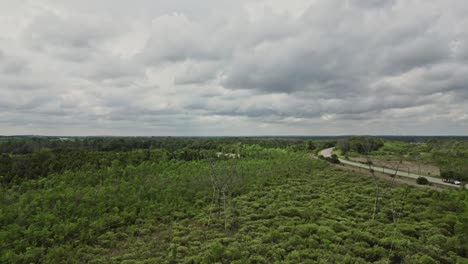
[347,157,440,177]
[321,147,467,189]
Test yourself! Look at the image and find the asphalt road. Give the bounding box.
[320,147,468,189]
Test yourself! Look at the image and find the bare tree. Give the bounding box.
[207,158,243,231]
[360,139,403,220]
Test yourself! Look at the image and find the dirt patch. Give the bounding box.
[348,157,440,177]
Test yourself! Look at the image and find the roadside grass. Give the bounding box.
[341,141,441,178]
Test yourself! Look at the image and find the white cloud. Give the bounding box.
[0,0,467,135]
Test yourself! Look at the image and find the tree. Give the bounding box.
[207,159,243,230]
[337,139,350,155]
[306,141,316,151]
[329,154,340,164]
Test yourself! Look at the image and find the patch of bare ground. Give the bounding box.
[348,157,440,177]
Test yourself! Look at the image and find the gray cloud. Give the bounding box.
[0,0,467,135]
[0,51,28,75]
[350,0,397,8]
[174,61,221,85]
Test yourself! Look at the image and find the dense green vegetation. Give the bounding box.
[0,137,335,186]
[429,139,468,182]
[1,137,467,263]
[0,136,335,155]
[337,137,384,155]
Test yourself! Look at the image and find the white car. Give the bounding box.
[454,180,461,185]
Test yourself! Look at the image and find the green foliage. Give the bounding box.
[339,138,468,182]
[323,154,341,164]
[0,139,467,263]
[205,242,225,262]
[306,141,316,151]
[0,137,337,186]
[337,137,384,155]
[416,177,429,185]
[428,139,468,181]
[330,154,340,164]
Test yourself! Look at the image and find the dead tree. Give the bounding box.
[207,158,243,231]
[361,138,414,261]
[361,139,403,221]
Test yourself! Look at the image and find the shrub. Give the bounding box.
[330,154,340,164]
[416,177,429,185]
[205,242,225,262]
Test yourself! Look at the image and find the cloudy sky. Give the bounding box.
[1,0,467,136]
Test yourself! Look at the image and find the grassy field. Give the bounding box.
[345,156,440,177]
[337,138,468,180]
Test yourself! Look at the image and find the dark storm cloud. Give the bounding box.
[0,0,467,135]
[377,34,451,75]
[222,3,453,96]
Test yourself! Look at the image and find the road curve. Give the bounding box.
[320,147,468,189]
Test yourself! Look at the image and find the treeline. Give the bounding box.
[429,139,468,181]
[337,137,384,155]
[0,137,333,154]
[0,149,168,185]
[0,138,335,186]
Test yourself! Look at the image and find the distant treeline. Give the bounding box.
[0,137,336,154]
[2,135,466,153]
[337,137,384,154]
[0,137,335,186]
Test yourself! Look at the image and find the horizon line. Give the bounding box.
[1,134,467,138]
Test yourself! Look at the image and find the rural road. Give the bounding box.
[320,147,468,189]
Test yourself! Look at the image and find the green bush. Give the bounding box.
[416,177,429,185]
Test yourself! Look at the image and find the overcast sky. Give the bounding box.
[1,0,467,136]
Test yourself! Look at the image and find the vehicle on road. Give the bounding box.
[442,178,461,185]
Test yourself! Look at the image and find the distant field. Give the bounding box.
[346,156,440,177]
[336,137,468,181]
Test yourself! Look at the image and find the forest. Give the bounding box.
[0,137,467,263]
